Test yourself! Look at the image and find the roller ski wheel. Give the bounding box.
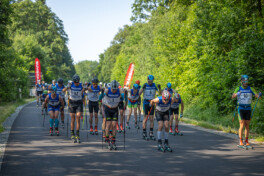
[143,135,149,141]
[164,145,173,152]
[158,145,165,152]
[55,130,60,136]
[135,125,140,129]
[118,130,122,133]
[111,143,117,150]
[76,136,81,143]
[174,131,183,136]
[246,145,254,149]
[237,145,248,150]
[106,143,112,150]
[71,136,76,143]
[90,131,94,135]
[169,132,174,135]
[95,131,98,135]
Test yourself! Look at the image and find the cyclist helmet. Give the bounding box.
[58,78,63,84]
[241,75,249,83]
[133,84,139,90]
[111,80,119,90]
[135,80,140,85]
[92,78,99,83]
[167,82,172,89]
[148,75,154,81]
[72,74,80,83]
[162,90,171,101]
[51,86,57,93]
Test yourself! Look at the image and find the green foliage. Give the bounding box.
[96,0,264,134]
[75,61,99,82]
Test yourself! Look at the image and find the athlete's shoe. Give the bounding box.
[116,123,119,130]
[49,128,53,136]
[239,140,244,146]
[245,140,250,146]
[90,126,94,134]
[94,126,98,135]
[120,124,124,131]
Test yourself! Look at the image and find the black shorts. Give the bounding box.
[89,101,99,113]
[118,101,124,110]
[104,105,118,121]
[169,108,179,115]
[155,110,170,121]
[239,109,251,121]
[37,91,43,96]
[137,96,141,105]
[144,104,155,115]
[69,100,83,114]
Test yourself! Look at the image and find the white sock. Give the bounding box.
[164,131,169,140]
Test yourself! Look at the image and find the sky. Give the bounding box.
[45,0,134,63]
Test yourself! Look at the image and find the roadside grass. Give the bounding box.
[0,98,34,133]
[182,104,264,142]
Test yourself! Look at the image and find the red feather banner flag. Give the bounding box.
[123,63,135,88]
[35,58,41,84]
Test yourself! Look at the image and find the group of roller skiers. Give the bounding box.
[35,74,261,151]
[35,74,185,151]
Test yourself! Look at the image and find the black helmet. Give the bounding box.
[72,74,80,83]
[111,80,119,90]
[92,77,99,83]
[58,78,63,84]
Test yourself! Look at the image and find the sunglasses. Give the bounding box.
[93,83,98,86]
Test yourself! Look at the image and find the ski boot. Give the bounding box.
[55,128,59,136]
[169,127,174,135]
[49,128,53,136]
[157,140,165,152]
[120,124,124,133]
[90,126,94,135]
[164,141,172,152]
[174,129,183,136]
[71,135,76,143]
[76,135,81,143]
[143,132,149,140]
[116,124,121,133]
[105,137,112,150]
[149,132,156,141]
[111,137,117,150]
[126,123,130,129]
[94,126,98,135]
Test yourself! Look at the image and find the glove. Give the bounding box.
[143,83,147,90]
[180,113,183,118]
[157,84,161,90]
[67,81,72,88]
[259,92,262,98]
[237,92,241,96]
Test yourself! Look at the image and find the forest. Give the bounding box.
[1,0,264,134]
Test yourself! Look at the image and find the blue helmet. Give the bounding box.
[167,83,172,89]
[51,86,57,93]
[133,84,139,90]
[241,75,249,83]
[148,75,154,81]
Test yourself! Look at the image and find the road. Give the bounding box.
[1,102,264,176]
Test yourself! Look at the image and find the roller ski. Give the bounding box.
[126,123,130,129]
[157,143,165,152]
[164,143,173,152]
[116,124,121,133]
[237,145,248,150]
[174,130,183,136]
[55,128,59,136]
[143,132,149,141]
[111,137,117,150]
[120,125,124,133]
[135,124,140,129]
[76,136,81,143]
[71,135,76,143]
[149,132,156,141]
[105,138,112,150]
[245,140,254,149]
[49,128,53,136]
[90,127,94,135]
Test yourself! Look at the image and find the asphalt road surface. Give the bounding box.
[1,102,264,176]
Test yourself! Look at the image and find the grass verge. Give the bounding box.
[0,98,34,133]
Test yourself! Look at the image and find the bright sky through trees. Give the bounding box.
[46,0,134,63]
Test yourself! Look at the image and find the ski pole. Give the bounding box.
[232,104,237,123]
[43,110,46,127]
[124,106,126,150]
[67,108,69,138]
[251,97,260,119]
[82,96,86,129]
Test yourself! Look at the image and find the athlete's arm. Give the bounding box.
[59,96,64,109]
[139,83,146,96]
[150,98,159,106]
[232,87,240,99]
[87,84,93,92]
[43,95,49,109]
